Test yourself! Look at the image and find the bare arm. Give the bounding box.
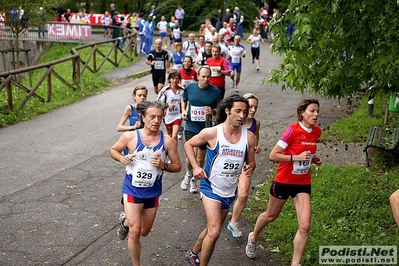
[269,143,315,163]
[181,99,188,121]
[254,119,261,154]
[117,105,139,132]
[110,132,136,165]
[163,135,182,172]
[184,127,216,179]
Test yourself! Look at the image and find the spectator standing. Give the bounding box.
[143,15,154,55]
[174,5,185,29]
[149,5,157,30]
[111,11,120,39]
[53,4,64,22]
[215,9,223,32]
[224,8,233,23]
[110,3,116,16]
[138,13,146,54]
[37,7,46,38]
[0,12,5,35]
[64,9,71,22]
[234,9,244,37]
[180,67,221,194]
[184,94,256,266]
[146,39,170,94]
[20,12,29,36]
[245,98,323,266]
[157,16,169,49]
[110,101,181,266]
[18,6,24,20]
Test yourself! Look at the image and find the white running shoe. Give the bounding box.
[227,221,243,238]
[189,178,199,193]
[246,232,257,259]
[180,174,191,190]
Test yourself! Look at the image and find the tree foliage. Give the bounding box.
[268,0,399,98]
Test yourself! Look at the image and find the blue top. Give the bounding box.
[183,82,221,134]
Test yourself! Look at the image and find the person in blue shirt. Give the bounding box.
[144,16,154,55]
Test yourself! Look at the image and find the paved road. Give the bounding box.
[0,38,357,266]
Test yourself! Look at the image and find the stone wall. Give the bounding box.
[0,40,49,73]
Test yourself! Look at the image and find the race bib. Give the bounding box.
[190,105,206,121]
[181,79,195,85]
[231,51,240,63]
[174,63,182,70]
[132,167,157,187]
[292,154,314,175]
[211,66,221,77]
[154,60,164,70]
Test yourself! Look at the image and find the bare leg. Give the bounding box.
[230,171,251,223]
[251,195,286,243]
[194,196,229,266]
[236,72,241,86]
[124,201,157,266]
[390,189,399,229]
[291,193,311,266]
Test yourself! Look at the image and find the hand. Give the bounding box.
[150,153,163,168]
[312,156,323,166]
[182,111,188,121]
[121,154,135,165]
[254,145,261,154]
[203,106,212,115]
[297,150,311,161]
[134,121,141,129]
[193,165,207,180]
[242,164,253,177]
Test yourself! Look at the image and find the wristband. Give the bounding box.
[162,163,168,171]
[290,155,293,162]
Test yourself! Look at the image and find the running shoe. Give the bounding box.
[256,67,259,71]
[235,86,239,92]
[246,232,257,259]
[181,174,191,190]
[117,212,129,240]
[227,221,243,238]
[189,178,199,193]
[177,130,183,139]
[231,80,235,88]
[185,249,200,266]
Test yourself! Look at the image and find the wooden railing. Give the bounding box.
[0,24,137,111]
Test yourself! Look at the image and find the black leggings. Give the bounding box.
[251,47,260,60]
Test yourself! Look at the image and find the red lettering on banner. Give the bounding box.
[46,23,92,39]
[62,13,130,25]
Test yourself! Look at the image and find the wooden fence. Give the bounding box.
[0,24,137,111]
